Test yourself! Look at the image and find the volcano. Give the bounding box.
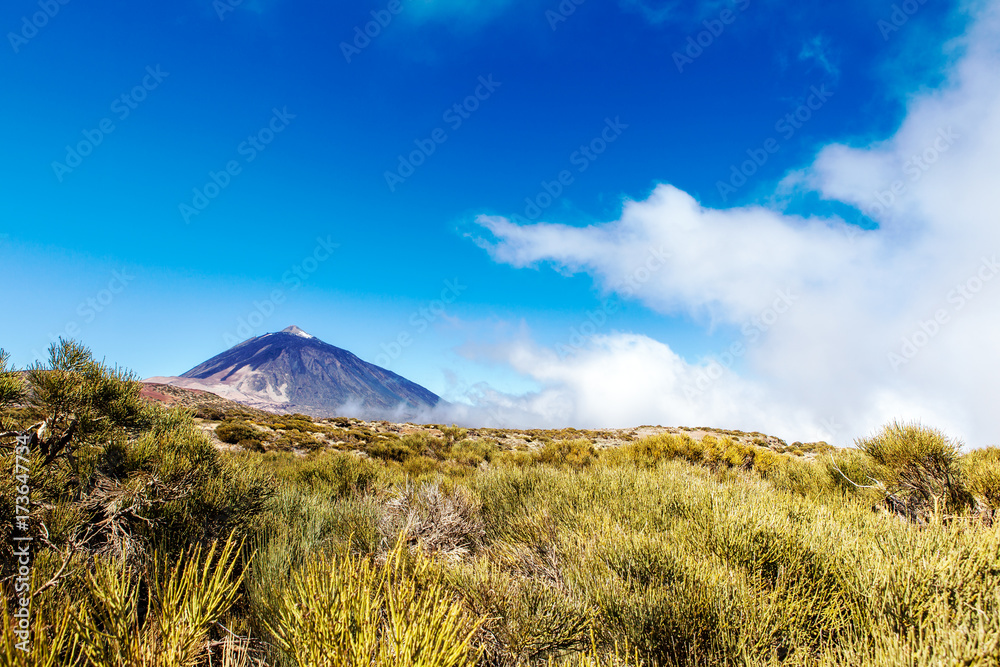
[144,326,441,419]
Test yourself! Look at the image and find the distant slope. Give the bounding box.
[145,326,441,419]
[139,382,273,420]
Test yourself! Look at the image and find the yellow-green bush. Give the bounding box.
[964,446,1000,511]
[534,439,597,469]
[856,421,974,518]
[449,439,498,467]
[262,542,481,667]
[215,420,261,445]
[290,449,382,497]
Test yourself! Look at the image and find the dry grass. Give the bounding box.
[380,481,485,561]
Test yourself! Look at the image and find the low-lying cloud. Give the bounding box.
[458,0,1000,447]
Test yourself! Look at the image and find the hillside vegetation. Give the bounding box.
[2,342,999,666]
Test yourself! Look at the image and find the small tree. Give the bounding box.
[2,340,153,469]
[2,339,273,564]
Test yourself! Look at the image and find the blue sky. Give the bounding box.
[3,0,999,445]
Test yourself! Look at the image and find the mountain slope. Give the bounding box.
[145,326,440,419]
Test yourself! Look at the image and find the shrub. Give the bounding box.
[261,541,481,667]
[368,435,417,462]
[535,439,597,468]
[963,446,1000,512]
[380,481,484,560]
[402,455,442,480]
[856,421,974,520]
[368,433,447,462]
[74,534,245,667]
[293,450,382,498]
[824,448,882,496]
[602,434,698,468]
[440,425,469,444]
[274,429,323,451]
[193,406,226,421]
[215,420,260,445]
[449,439,498,467]
[455,564,593,665]
[282,417,326,434]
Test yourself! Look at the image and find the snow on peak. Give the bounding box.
[281,325,314,339]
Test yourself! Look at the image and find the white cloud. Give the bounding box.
[462,0,1000,447]
[436,334,824,438]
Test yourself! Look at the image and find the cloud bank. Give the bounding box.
[458,0,1000,447]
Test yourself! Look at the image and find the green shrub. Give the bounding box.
[261,541,481,667]
[74,534,245,667]
[293,450,382,497]
[274,429,324,451]
[455,563,593,665]
[214,420,259,445]
[535,439,597,468]
[283,417,326,434]
[368,435,417,462]
[440,424,469,444]
[963,446,1000,511]
[602,434,699,468]
[856,421,974,519]
[824,448,882,496]
[192,406,226,421]
[367,433,447,462]
[449,439,499,467]
[402,454,442,479]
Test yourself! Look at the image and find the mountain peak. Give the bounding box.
[280,325,314,339]
[155,326,441,419]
